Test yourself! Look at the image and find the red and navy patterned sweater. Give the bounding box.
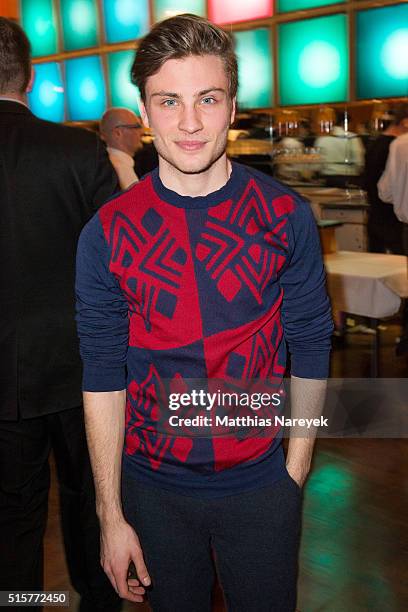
[76,162,333,497]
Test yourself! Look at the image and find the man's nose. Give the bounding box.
[178,104,203,134]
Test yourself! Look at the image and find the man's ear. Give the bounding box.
[26,67,35,93]
[230,97,236,125]
[138,98,150,128]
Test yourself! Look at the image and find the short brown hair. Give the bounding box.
[131,14,238,102]
[0,17,31,95]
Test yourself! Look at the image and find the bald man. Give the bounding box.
[100,108,143,189]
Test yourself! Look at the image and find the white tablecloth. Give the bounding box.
[324,251,408,318]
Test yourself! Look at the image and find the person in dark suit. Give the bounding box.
[133,141,159,178]
[0,18,121,611]
[365,103,408,254]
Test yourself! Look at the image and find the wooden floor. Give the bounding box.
[44,322,408,612]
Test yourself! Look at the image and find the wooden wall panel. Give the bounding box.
[0,0,19,19]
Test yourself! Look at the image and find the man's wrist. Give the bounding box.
[286,438,314,486]
[97,504,125,527]
[286,460,310,488]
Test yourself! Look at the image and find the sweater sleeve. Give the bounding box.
[279,200,334,379]
[75,213,129,391]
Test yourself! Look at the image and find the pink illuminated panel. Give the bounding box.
[209,0,273,25]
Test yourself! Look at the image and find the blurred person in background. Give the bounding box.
[365,103,408,254]
[315,110,365,188]
[378,128,408,228]
[355,121,373,153]
[0,17,121,612]
[277,121,314,183]
[100,107,143,189]
[378,122,408,356]
[133,138,159,178]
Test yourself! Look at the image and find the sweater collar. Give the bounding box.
[151,161,247,209]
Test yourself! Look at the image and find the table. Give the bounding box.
[324,251,408,318]
[324,251,408,376]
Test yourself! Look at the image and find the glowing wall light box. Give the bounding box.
[234,29,273,109]
[278,14,348,105]
[107,51,141,114]
[60,0,99,51]
[20,0,58,57]
[209,0,273,25]
[356,4,408,100]
[102,0,149,43]
[278,0,342,13]
[65,56,106,121]
[28,62,65,123]
[153,0,205,22]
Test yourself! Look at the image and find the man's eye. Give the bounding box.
[163,99,177,107]
[201,97,216,105]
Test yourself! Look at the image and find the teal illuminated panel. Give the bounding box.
[107,51,141,115]
[20,0,58,57]
[154,0,205,22]
[356,4,408,99]
[28,62,65,122]
[234,29,273,109]
[102,0,149,43]
[60,0,99,51]
[278,15,348,105]
[65,56,107,121]
[278,0,342,12]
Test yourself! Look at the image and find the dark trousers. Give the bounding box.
[122,470,302,612]
[0,407,121,612]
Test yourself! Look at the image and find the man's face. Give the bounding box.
[116,117,142,156]
[140,55,235,175]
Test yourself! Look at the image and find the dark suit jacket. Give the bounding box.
[0,100,118,420]
[133,142,158,178]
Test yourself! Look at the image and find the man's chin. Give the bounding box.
[168,150,226,176]
[176,164,212,175]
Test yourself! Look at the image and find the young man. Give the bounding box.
[76,14,333,612]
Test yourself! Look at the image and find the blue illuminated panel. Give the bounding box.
[107,51,141,114]
[65,56,107,121]
[278,0,342,12]
[278,14,348,105]
[20,0,58,57]
[234,29,273,109]
[60,0,99,51]
[102,0,149,42]
[28,62,65,123]
[154,0,205,22]
[356,4,408,99]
